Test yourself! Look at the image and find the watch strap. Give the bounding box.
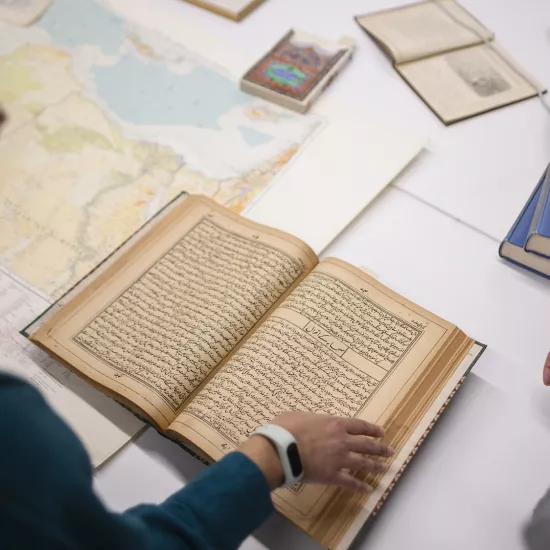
[253,424,303,487]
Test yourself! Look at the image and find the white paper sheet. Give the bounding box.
[245,102,426,253]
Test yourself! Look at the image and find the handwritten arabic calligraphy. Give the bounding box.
[183,269,425,447]
[73,218,304,411]
[304,320,348,356]
[282,272,421,370]
[185,316,379,445]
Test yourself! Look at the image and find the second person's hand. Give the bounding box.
[543,352,550,386]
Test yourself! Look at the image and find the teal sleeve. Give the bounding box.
[0,373,274,550]
[125,453,275,549]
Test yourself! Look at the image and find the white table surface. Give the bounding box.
[95,0,550,548]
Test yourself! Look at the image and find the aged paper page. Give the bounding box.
[356,0,492,64]
[32,197,317,430]
[0,269,143,467]
[333,342,483,550]
[397,43,541,124]
[170,257,459,529]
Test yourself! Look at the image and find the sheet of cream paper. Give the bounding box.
[0,0,52,26]
[0,269,143,467]
[244,101,425,253]
[108,0,427,254]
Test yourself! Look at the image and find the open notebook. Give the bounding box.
[356,0,544,124]
[26,195,484,549]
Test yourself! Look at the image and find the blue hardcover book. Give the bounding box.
[499,173,550,279]
[525,165,550,258]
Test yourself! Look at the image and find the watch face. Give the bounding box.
[287,442,303,477]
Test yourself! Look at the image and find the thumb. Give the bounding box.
[543,353,550,386]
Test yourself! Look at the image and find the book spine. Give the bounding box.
[501,174,546,248]
[498,253,550,281]
[528,165,550,238]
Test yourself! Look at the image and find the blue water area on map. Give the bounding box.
[37,0,256,129]
[38,0,125,55]
[92,54,252,128]
[238,126,273,147]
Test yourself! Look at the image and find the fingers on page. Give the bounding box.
[343,452,389,474]
[334,471,373,493]
[347,436,394,457]
[345,418,385,438]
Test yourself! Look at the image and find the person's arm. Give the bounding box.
[125,411,393,549]
[0,373,392,550]
[1,373,274,550]
[124,446,277,550]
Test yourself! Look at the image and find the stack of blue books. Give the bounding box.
[500,166,550,279]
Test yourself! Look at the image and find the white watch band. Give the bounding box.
[253,424,303,487]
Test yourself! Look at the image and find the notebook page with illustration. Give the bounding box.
[168,258,481,549]
[31,196,318,430]
[356,0,544,124]
[355,0,491,64]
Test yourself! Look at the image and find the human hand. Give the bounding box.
[543,352,550,386]
[241,412,393,493]
[273,412,393,493]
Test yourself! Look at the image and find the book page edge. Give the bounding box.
[334,341,486,550]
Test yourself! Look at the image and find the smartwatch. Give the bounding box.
[253,424,303,487]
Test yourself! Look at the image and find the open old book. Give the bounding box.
[28,195,484,549]
[356,0,545,124]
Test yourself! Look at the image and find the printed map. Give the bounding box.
[0,0,321,297]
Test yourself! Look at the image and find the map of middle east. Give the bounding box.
[0,0,321,298]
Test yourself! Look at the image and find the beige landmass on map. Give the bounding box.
[0,44,302,297]
[0,90,183,294]
[0,45,81,133]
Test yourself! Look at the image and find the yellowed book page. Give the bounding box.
[169,257,457,527]
[333,342,482,550]
[356,0,492,64]
[31,196,317,430]
[397,42,541,124]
